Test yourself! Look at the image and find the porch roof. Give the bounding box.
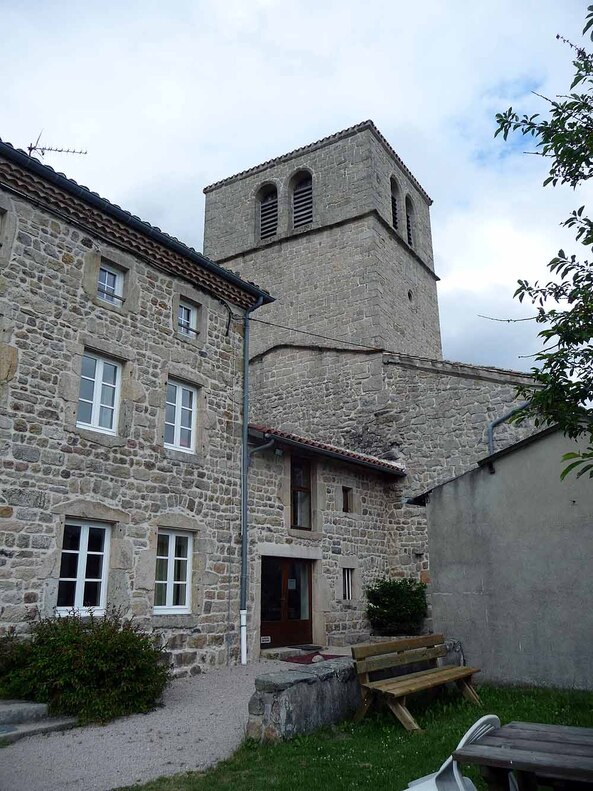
[248,424,405,477]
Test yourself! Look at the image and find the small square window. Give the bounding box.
[164,379,198,453]
[153,529,193,613]
[342,486,353,513]
[342,568,354,601]
[177,299,199,337]
[57,520,111,615]
[97,262,124,304]
[76,352,121,435]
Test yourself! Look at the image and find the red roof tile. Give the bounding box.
[249,424,405,477]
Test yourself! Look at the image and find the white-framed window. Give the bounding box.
[342,568,354,601]
[154,530,192,613]
[177,299,199,337]
[164,379,197,453]
[97,262,124,304]
[76,352,121,435]
[57,520,111,615]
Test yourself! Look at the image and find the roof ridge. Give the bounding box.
[203,120,431,203]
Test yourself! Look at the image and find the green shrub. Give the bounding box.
[0,628,31,678]
[0,609,170,723]
[366,577,427,635]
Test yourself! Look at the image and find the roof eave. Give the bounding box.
[0,141,273,306]
[248,426,405,478]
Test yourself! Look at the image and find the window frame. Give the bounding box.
[342,567,354,601]
[290,456,312,530]
[56,520,111,616]
[342,486,353,514]
[177,298,199,338]
[76,351,121,436]
[97,261,125,305]
[164,379,198,454]
[153,529,193,614]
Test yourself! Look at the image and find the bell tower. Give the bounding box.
[203,121,442,360]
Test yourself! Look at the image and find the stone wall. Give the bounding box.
[247,658,359,742]
[0,185,247,674]
[247,448,405,652]
[426,431,593,689]
[249,346,536,570]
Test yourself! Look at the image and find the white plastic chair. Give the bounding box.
[407,715,501,791]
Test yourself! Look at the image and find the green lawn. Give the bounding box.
[120,685,593,791]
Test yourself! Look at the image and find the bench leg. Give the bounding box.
[353,687,375,722]
[385,697,422,732]
[457,678,481,706]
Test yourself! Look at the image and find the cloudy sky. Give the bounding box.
[1,0,590,370]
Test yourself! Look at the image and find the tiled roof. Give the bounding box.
[249,424,405,477]
[203,120,432,204]
[0,139,273,309]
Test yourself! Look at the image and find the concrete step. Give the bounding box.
[0,700,49,725]
[0,716,77,744]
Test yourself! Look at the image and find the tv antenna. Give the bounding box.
[27,131,87,159]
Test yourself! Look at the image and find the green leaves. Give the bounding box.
[496,10,593,481]
[0,608,170,723]
[366,577,427,635]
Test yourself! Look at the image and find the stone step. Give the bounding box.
[0,700,49,725]
[0,716,77,744]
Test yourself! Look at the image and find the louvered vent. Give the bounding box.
[406,211,413,247]
[391,195,398,230]
[292,175,313,228]
[259,188,278,240]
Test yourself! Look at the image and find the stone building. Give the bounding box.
[247,424,405,653]
[0,140,272,673]
[203,121,535,651]
[1,120,536,668]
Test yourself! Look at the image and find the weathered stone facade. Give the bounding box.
[0,149,270,675]
[203,121,536,635]
[247,439,405,653]
[1,119,538,669]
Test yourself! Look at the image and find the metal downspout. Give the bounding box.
[487,402,530,456]
[240,296,264,665]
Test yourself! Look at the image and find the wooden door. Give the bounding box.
[260,557,312,648]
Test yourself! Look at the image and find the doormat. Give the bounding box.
[282,652,342,664]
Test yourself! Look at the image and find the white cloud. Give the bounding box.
[0,0,588,368]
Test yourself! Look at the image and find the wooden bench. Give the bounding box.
[351,633,481,731]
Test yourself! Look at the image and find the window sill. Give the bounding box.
[153,608,191,616]
[91,295,129,315]
[152,614,199,628]
[73,427,127,448]
[175,330,202,347]
[288,528,322,541]
[163,447,204,466]
[55,607,106,617]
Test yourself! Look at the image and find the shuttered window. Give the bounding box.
[390,177,399,230]
[292,174,313,228]
[406,196,414,247]
[259,186,278,240]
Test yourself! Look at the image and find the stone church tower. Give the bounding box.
[203,121,442,360]
[203,121,533,575]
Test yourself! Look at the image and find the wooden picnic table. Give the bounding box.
[453,721,593,790]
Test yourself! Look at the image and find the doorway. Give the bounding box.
[260,557,312,648]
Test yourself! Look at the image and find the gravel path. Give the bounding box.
[0,660,285,791]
